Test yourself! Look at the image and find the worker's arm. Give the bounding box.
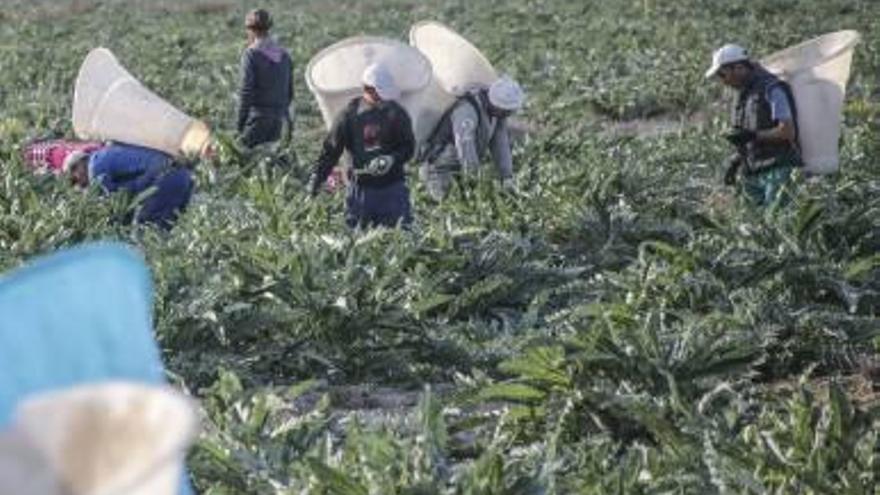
[489,119,514,180]
[756,86,796,145]
[89,147,148,193]
[388,106,415,168]
[450,104,482,173]
[287,55,295,111]
[284,60,295,142]
[236,50,257,133]
[756,120,795,144]
[309,109,348,195]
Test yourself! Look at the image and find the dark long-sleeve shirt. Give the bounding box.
[237,38,293,132]
[311,98,415,188]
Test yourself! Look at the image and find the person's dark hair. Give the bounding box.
[245,9,272,32]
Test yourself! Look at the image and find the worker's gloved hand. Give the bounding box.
[724,163,739,186]
[724,128,757,147]
[723,154,741,186]
[363,155,393,176]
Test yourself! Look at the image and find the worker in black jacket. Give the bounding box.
[308,63,415,229]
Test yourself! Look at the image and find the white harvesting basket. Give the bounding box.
[762,30,860,174]
[305,36,435,142]
[409,21,500,144]
[72,48,211,157]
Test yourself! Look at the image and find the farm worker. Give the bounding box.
[706,44,801,207]
[64,143,195,230]
[419,76,525,201]
[237,9,294,148]
[307,63,416,229]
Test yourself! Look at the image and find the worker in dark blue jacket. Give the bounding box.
[64,143,194,230]
[237,9,294,148]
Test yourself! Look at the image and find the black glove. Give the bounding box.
[723,154,741,186]
[724,128,757,147]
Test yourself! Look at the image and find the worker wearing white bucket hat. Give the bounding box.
[707,44,802,207]
[308,63,416,229]
[419,75,525,201]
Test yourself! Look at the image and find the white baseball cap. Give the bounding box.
[705,44,750,79]
[362,63,401,101]
[488,76,525,112]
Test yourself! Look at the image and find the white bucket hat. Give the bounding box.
[0,382,197,495]
[488,76,525,111]
[705,44,750,79]
[62,150,90,173]
[362,63,401,101]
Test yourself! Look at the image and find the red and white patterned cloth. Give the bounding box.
[22,139,105,174]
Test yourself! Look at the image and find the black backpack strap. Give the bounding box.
[419,92,483,163]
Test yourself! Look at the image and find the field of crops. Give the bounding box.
[2,0,880,492]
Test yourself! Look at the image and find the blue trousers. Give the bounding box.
[742,163,795,208]
[136,168,194,230]
[345,180,413,229]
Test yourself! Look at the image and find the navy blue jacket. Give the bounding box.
[237,39,293,132]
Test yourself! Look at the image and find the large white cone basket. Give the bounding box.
[410,21,498,97]
[73,48,211,157]
[762,30,860,175]
[305,36,435,142]
[411,21,519,146]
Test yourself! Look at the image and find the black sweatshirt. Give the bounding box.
[311,97,415,189]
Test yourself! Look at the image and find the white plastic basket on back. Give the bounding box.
[409,21,509,140]
[761,30,860,175]
[72,48,211,158]
[306,36,435,145]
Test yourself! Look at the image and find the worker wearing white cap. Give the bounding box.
[706,44,801,206]
[308,63,416,229]
[362,63,402,102]
[420,75,525,200]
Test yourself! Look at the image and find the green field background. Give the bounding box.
[1,1,879,493]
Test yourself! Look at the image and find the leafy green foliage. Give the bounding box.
[1,0,879,493]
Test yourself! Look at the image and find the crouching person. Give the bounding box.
[308,63,415,229]
[64,143,195,230]
[420,76,525,200]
